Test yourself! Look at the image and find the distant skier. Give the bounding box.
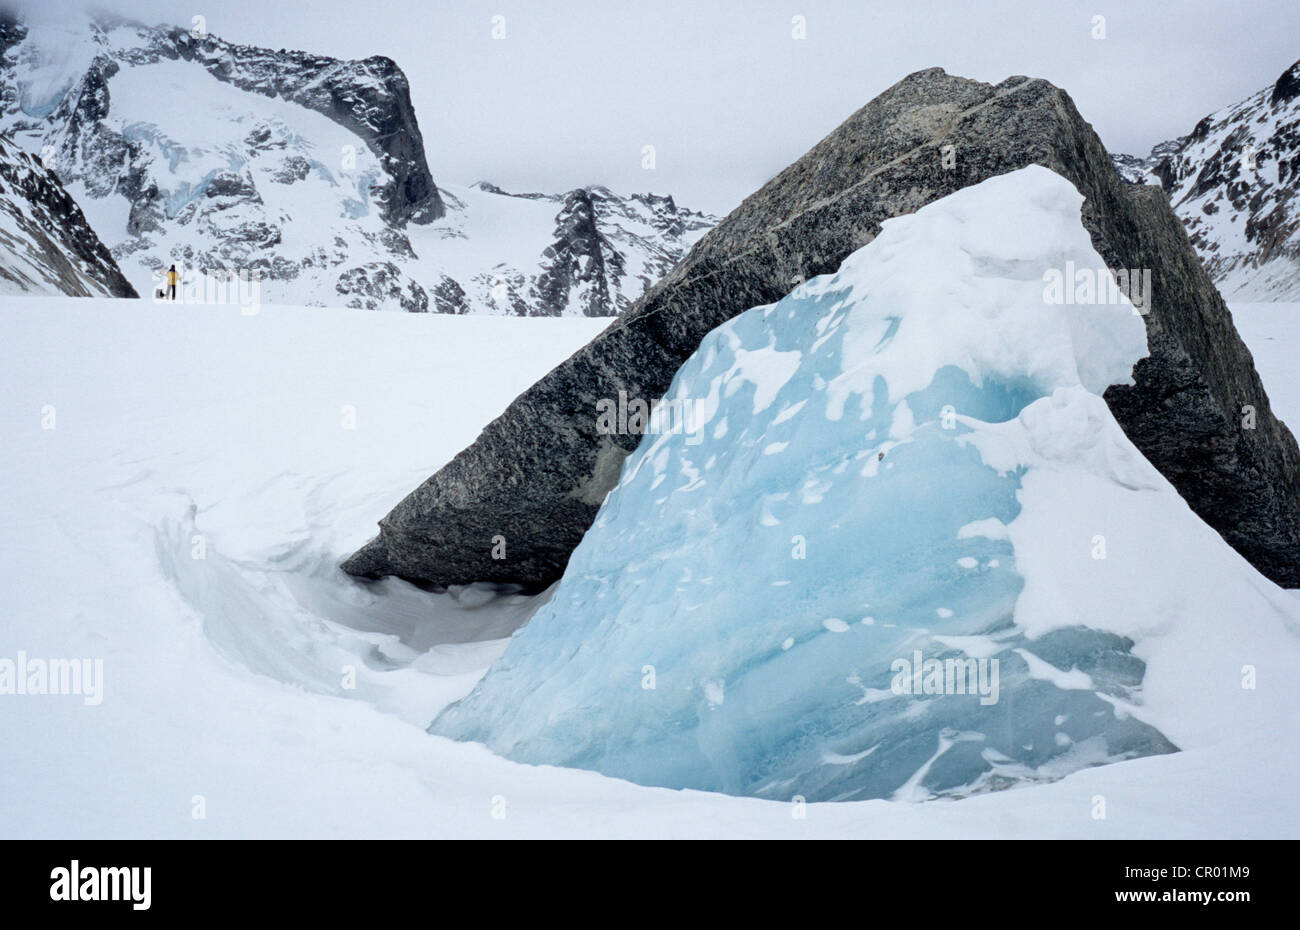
[166,264,178,301]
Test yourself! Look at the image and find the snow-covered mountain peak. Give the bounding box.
[1113,56,1300,300]
[0,11,716,313]
[0,8,443,308]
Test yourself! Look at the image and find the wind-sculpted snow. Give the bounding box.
[431,167,1184,801]
[0,293,1297,835]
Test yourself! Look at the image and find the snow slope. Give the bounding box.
[0,289,1297,837]
[1232,303,1300,430]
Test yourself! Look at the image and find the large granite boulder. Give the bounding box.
[343,68,1300,591]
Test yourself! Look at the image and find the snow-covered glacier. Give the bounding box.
[429,165,1202,801]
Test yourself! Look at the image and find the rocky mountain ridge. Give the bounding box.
[1114,57,1300,300]
[0,131,135,297]
[0,10,715,314]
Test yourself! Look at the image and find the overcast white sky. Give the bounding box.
[18,0,1300,214]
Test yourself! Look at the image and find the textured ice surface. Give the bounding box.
[1,295,1298,836]
[431,166,1180,801]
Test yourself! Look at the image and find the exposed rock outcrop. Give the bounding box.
[337,261,429,313]
[440,182,717,317]
[342,67,1300,590]
[0,133,136,297]
[165,26,444,227]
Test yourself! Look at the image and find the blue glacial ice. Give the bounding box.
[430,165,1180,802]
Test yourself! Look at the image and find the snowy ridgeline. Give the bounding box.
[1,168,1299,837]
[1112,58,1300,301]
[432,167,1300,802]
[0,13,716,314]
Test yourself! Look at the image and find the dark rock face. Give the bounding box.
[204,169,259,200]
[337,262,429,313]
[532,188,622,317]
[271,156,312,185]
[343,68,1300,591]
[1100,184,1300,586]
[163,28,444,226]
[0,133,137,297]
[1272,60,1300,107]
[431,275,471,315]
